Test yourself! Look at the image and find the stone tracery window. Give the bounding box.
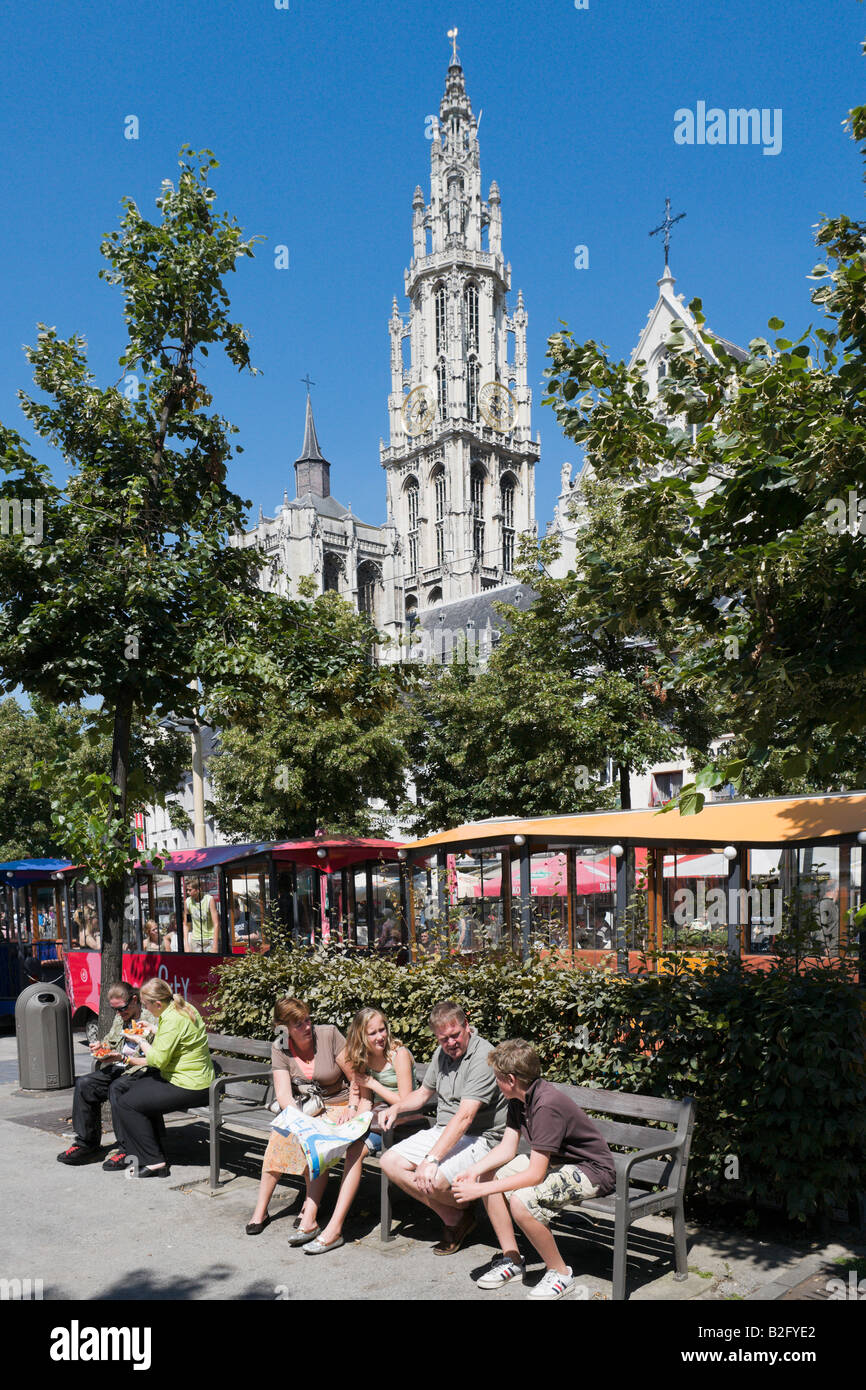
[323,552,343,593]
[466,358,479,422]
[357,561,380,620]
[471,465,485,561]
[406,476,419,577]
[464,283,479,353]
[435,285,447,356]
[433,466,446,567]
[436,360,448,418]
[501,475,516,574]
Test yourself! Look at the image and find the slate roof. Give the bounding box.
[284,492,349,519]
[413,582,537,636]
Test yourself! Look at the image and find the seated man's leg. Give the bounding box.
[430,1136,492,1226]
[382,1128,491,1232]
[380,1125,442,1202]
[380,1125,459,1217]
[71,1070,113,1148]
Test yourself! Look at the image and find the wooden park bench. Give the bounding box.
[186,1039,693,1293]
[546,1084,697,1301]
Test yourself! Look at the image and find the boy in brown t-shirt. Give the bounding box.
[452,1039,615,1299]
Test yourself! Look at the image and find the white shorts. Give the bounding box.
[387,1125,492,1184]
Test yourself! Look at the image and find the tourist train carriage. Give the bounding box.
[402,793,866,973]
[0,839,406,1024]
[3,793,864,1023]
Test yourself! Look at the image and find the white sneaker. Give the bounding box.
[527,1266,573,1299]
[476,1254,526,1289]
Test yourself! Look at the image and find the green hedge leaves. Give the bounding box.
[208,948,866,1225]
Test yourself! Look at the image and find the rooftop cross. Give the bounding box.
[650,198,686,269]
[300,373,316,393]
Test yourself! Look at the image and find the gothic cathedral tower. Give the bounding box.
[381,37,539,619]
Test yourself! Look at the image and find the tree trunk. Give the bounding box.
[618,762,631,810]
[98,696,133,1034]
[617,764,638,948]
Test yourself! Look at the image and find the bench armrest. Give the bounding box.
[613,1137,687,1201]
[208,1071,274,1110]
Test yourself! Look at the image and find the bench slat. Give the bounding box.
[223,1082,272,1102]
[624,1157,674,1185]
[592,1118,679,1150]
[554,1085,687,1126]
[207,1032,272,1058]
[214,1055,272,1078]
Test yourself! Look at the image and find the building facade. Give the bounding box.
[237,44,540,658]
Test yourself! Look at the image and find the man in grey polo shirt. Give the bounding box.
[380,1000,507,1254]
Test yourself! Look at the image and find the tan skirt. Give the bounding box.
[262,1104,351,1177]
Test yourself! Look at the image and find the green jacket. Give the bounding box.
[147,1002,215,1091]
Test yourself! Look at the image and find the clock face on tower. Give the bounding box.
[478,381,517,433]
[402,384,436,437]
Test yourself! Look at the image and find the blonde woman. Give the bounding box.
[142,919,166,952]
[111,978,215,1177]
[303,1008,414,1255]
[344,1007,414,1157]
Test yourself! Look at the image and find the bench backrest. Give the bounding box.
[207,1032,274,1104]
[552,1084,696,1196]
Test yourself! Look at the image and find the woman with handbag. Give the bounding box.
[245,998,369,1249]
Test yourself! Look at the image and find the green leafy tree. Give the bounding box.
[0,696,189,861]
[0,149,264,1028]
[404,484,714,835]
[207,586,411,841]
[544,83,866,811]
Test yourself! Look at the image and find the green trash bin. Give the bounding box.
[15,981,74,1090]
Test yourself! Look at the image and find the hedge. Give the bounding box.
[207,947,866,1225]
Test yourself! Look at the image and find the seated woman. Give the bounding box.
[57,982,157,1165]
[245,998,370,1254]
[307,1009,416,1254]
[344,1007,414,1158]
[110,977,215,1177]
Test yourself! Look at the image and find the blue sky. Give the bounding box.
[1,0,864,530]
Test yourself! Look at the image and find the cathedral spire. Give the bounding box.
[294,387,331,499]
[381,42,539,608]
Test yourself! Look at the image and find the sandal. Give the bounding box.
[433,1209,476,1256]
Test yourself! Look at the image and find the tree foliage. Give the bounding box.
[404,483,715,835]
[206,587,411,841]
[544,85,866,811]
[0,148,264,1023]
[0,697,189,862]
